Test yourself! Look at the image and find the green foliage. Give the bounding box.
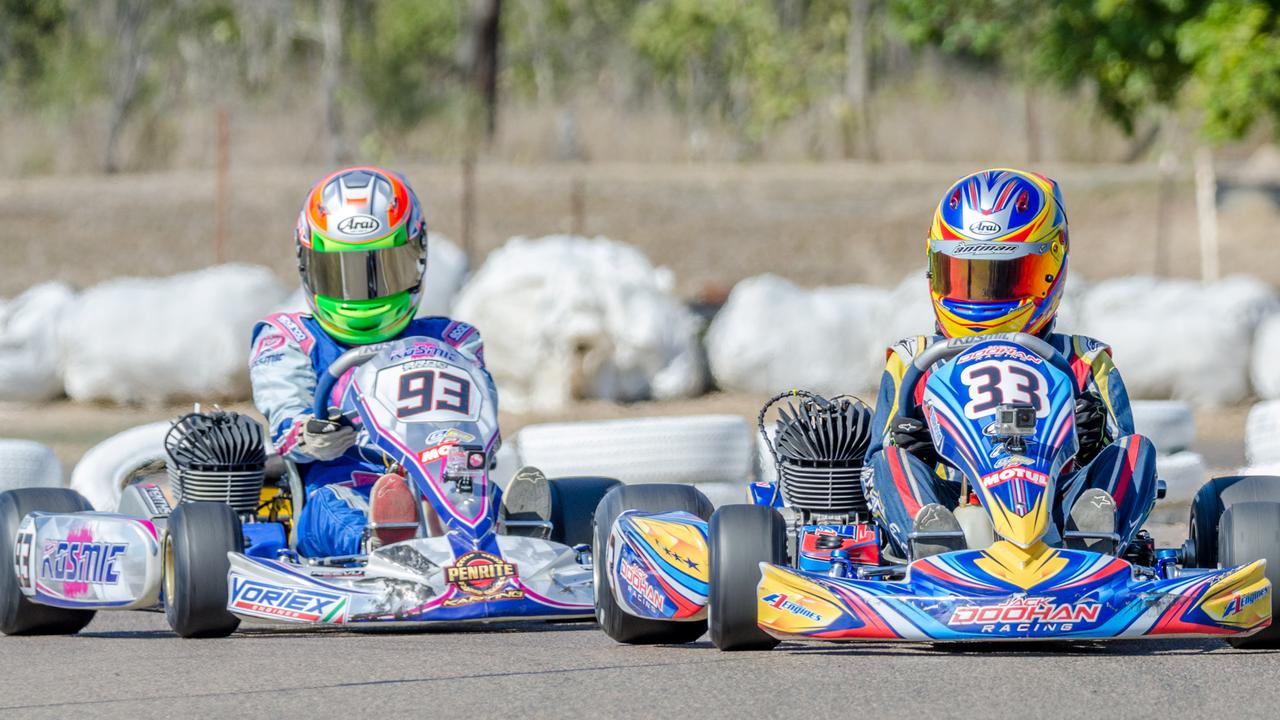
[890,0,1198,134]
[627,0,808,146]
[890,0,1280,140]
[1178,0,1280,140]
[347,0,464,132]
[0,0,67,85]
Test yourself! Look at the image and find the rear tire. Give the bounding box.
[593,484,713,644]
[549,477,622,547]
[165,502,242,638]
[0,488,96,635]
[709,504,785,651]
[1218,502,1280,649]
[1188,476,1280,568]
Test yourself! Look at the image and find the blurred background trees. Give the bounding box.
[1,0,1279,173]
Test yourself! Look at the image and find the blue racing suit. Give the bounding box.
[249,312,491,558]
[863,333,1158,557]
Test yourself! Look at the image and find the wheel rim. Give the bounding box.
[163,534,175,606]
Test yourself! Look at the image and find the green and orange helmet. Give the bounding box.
[296,167,428,345]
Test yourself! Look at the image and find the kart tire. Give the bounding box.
[593,483,713,645]
[0,440,64,492]
[709,504,784,651]
[0,488,96,635]
[549,477,623,547]
[1187,476,1280,568]
[1218,502,1280,649]
[165,502,242,638]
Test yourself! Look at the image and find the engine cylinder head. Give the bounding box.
[761,392,873,516]
[165,411,266,514]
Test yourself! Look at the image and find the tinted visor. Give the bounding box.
[301,242,424,301]
[929,240,1057,302]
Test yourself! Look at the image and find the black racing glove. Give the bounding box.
[891,416,939,465]
[1073,393,1107,465]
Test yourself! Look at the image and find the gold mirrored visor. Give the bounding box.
[929,240,1057,302]
[300,243,423,301]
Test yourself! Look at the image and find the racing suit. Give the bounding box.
[249,312,492,558]
[863,333,1157,557]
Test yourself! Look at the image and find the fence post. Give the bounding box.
[461,152,476,267]
[1194,146,1220,283]
[570,174,585,237]
[214,107,229,265]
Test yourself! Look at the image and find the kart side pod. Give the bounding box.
[608,511,711,621]
[15,509,164,611]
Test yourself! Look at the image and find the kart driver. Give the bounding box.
[249,166,548,558]
[864,168,1157,560]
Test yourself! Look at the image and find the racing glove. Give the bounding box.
[1073,393,1108,466]
[891,416,939,466]
[295,415,357,462]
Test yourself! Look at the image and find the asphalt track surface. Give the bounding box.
[2,612,1280,720]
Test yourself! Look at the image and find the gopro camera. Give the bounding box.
[444,445,488,494]
[989,404,1037,438]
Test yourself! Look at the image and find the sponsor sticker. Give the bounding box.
[957,344,1044,365]
[229,577,348,623]
[980,466,1049,490]
[763,592,824,622]
[442,551,523,606]
[424,428,476,446]
[618,558,666,613]
[967,221,1003,236]
[1226,586,1270,617]
[336,214,382,237]
[947,597,1100,632]
[419,441,458,464]
[40,540,127,584]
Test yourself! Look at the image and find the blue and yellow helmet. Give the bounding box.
[927,169,1068,338]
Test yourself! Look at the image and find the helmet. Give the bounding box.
[296,167,428,345]
[927,169,1068,338]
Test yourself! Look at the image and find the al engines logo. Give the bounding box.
[443,550,524,607]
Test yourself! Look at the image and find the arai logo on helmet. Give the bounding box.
[336,214,382,237]
[968,220,1002,236]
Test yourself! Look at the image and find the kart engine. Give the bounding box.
[760,391,873,522]
[165,410,266,515]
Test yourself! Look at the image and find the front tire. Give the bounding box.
[593,484,713,645]
[1219,502,1280,649]
[0,488,96,635]
[165,502,242,638]
[1188,476,1280,568]
[709,504,785,651]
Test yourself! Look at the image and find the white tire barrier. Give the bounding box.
[1130,400,1196,454]
[0,283,74,402]
[454,235,705,412]
[1156,451,1208,506]
[69,421,171,511]
[58,265,289,404]
[0,439,64,491]
[1246,400,1280,468]
[514,415,754,491]
[1251,313,1280,400]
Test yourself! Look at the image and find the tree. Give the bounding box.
[627,0,808,154]
[889,0,1280,143]
[1177,0,1280,141]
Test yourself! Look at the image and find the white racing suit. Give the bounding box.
[249,312,493,557]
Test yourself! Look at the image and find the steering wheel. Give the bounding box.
[311,344,389,420]
[894,332,1075,416]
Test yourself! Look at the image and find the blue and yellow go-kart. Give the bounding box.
[1,336,618,637]
[594,332,1278,649]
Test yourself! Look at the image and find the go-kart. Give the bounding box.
[595,332,1278,649]
[1,335,618,637]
